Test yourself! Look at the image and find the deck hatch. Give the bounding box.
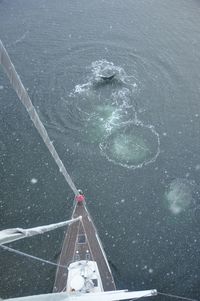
[78,234,86,244]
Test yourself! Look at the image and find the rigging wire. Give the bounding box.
[1,245,199,301]
[0,244,67,269]
[158,292,199,301]
[0,39,79,196]
[130,292,198,301]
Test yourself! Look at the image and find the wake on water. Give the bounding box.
[70,60,160,169]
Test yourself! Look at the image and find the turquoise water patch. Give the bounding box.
[112,133,149,163]
[100,122,160,168]
[83,104,119,143]
[164,178,196,215]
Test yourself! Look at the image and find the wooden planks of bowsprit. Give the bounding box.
[53,196,116,294]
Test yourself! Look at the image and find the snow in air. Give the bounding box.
[31,178,38,184]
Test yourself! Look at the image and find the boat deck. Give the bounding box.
[53,201,116,292]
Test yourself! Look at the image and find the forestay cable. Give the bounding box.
[0,39,79,196]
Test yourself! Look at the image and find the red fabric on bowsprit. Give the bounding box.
[75,194,85,203]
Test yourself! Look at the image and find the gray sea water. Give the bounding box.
[0,0,200,299]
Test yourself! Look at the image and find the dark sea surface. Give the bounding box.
[0,0,200,299]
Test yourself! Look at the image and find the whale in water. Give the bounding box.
[100,74,116,81]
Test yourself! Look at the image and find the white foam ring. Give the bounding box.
[70,60,161,169]
[100,120,160,169]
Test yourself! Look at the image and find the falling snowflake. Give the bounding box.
[31,178,38,184]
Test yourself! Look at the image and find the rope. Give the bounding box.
[0,244,67,269]
[158,292,199,301]
[0,39,79,196]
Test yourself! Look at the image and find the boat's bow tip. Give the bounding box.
[151,289,158,296]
